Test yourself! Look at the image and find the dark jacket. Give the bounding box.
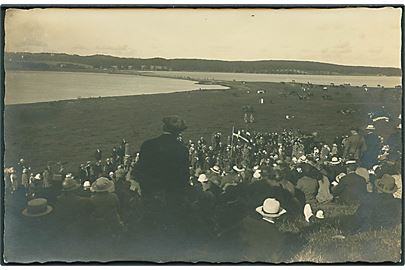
[332,172,367,204]
[135,133,190,197]
[361,132,380,168]
[238,213,304,262]
[343,134,367,160]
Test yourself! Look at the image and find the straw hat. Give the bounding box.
[22,198,53,217]
[330,157,342,165]
[345,160,357,165]
[335,172,346,182]
[298,155,307,163]
[365,124,375,130]
[375,174,398,194]
[233,165,245,173]
[210,165,221,174]
[197,174,209,183]
[316,210,325,219]
[256,198,287,218]
[34,173,41,180]
[90,177,114,193]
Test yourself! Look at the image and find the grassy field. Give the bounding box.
[4,80,401,172]
[3,79,403,263]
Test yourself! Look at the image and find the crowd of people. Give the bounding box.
[3,114,403,262]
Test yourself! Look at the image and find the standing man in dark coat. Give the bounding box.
[135,115,190,253]
[136,115,190,200]
[360,124,380,169]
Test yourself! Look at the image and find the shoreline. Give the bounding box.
[4,70,400,106]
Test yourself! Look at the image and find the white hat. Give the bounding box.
[252,165,260,171]
[298,155,307,163]
[330,157,341,165]
[253,170,262,179]
[335,172,346,182]
[316,210,325,219]
[197,174,208,183]
[365,124,375,130]
[345,160,357,165]
[83,181,91,188]
[256,198,286,218]
[292,157,298,163]
[34,173,41,180]
[233,165,245,173]
[397,123,402,129]
[372,165,381,171]
[210,166,221,174]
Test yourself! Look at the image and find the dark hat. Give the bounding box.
[376,174,398,194]
[91,177,114,193]
[22,198,53,217]
[162,115,187,133]
[62,177,81,192]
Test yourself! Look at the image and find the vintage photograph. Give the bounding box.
[2,6,403,264]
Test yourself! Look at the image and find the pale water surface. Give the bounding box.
[5,71,229,105]
[6,70,401,105]
[147,71,402,88]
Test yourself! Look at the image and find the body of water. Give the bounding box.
[147,71,402,88]
[5,70,229,105]
[6,70,402,105]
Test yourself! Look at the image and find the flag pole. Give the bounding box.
[230,126,235,161]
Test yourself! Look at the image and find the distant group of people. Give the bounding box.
[3,112,402,262]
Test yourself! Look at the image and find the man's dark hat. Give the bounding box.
[162,115,187,133]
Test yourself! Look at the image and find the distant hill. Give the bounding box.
[4,52,402,76]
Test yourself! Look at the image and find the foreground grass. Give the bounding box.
[291,224,401,263]
[277,203,402,263]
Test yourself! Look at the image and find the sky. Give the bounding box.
[4,7,402,68]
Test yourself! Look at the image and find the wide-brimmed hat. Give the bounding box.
[256,198,287,218]
[375,174,398,194]
[22,198,53,217]
[233,165,245,173]
[83,181,91,189]
[335,172,346,182]
[162,115,187,133]
[298,155,307,163]
[365,124,375,130]
[330,157,342,165]
[62,177,81,191]
[345,160,357,165]
[197,174,209,183]
[210,166,221,174]
[34,173,41,180]
[91,177,114,193]
[316,210,325,219]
